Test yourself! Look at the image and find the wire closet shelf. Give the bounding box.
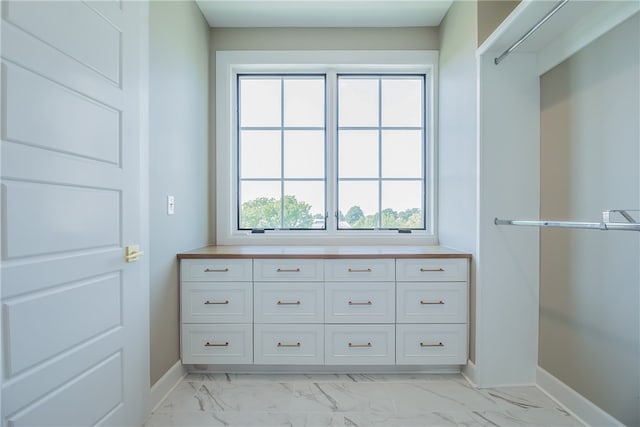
[494,210,640,232]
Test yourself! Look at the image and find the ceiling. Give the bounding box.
[195,1,454,28]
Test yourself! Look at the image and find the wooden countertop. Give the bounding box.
[177,245,471,259]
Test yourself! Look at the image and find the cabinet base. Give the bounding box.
[183,363,465,375]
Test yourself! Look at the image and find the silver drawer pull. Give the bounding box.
[205,341,229,347]
[348,268,372,272]
[204,268,229,272]
[420,342,444,347]
[348,301,372,305]
[204,300,229,305]
[420,300,444,305]
[277,342,301,347]
[348,342,372,348]
[277,300,301,305]
[276,268,301,272]
[420,268,444,272]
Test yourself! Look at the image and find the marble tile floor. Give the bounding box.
[144,373,583,427]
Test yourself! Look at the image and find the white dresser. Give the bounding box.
[179,246,470,369]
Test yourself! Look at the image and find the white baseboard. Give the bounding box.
[461,360,477,387]
[149,361,187,413]
[536,366,623,427]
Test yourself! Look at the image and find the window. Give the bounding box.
[217,51,438,245]
[238,75,326,230]
[337,75,425,230]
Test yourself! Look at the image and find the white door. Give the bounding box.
[1,1,148,426]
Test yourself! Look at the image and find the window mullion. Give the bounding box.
[326,69,338,233]
[377,76,383,229]
[279,77,285,229]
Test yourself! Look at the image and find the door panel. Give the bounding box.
[4,273,121,375]
[3,181,120,258]
[7,353,124,427]
[4,62,121,163]
[3,0,121,84]
[1,1,147,425]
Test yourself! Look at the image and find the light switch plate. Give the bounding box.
[167,195,175,215]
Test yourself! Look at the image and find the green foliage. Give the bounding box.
[241,196,422,230]
[345,206,364,224]
[346,207,423,229]
[282,195,314,228]
[240,195,313,229]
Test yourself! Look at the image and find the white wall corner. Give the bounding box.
[461,360,477,387]
[536,366,624,427]
[475,52,540,388]
[148,361,188,416]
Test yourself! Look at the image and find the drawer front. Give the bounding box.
[396,324,467,365]
[181,283,252,323]
[396,259,468,282]
[397,283,468,324]
[325,282,395,323]
[181,324,252,364]
[254,259,323,282]
[254,324,324,365]
[254,283,323,323]
[325,259,395,282]
[181,259,252,282]
[325,325,395,365]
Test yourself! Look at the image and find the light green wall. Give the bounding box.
[211,27,439,51]
[539,13,640,425]
[149,0,210,386]
[477,0,520,46]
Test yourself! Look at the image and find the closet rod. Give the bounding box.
[494,0,569,65]
[494,219,640,232]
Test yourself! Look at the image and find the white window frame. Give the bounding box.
[216,50,439,245]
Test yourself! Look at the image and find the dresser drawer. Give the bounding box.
[181,283,252,323]
[254,283,323,323]
[181,259,253,282]
[325,325,395,365]
[396,259,468,282]
[324,259,395,282]
[397,283,467,324]
[325,282,395,323]
[254,259,323,281]
[181,324,252,364]
[396,324,467,365]
[254,324,324,365]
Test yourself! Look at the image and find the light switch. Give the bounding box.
[167,195,175,215]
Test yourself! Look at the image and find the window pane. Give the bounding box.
[381,130,422,178]
[381,181,423,229]
[381,78,422,127]
[240,130,281,179]
[338,181,379,229]
[284,130,324,178]
[338,130,378,178]
[239,181,281,229]
[338,78,378,127]
[284,181,325,229]
[239,78,281,127]
[284,78,325,127]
